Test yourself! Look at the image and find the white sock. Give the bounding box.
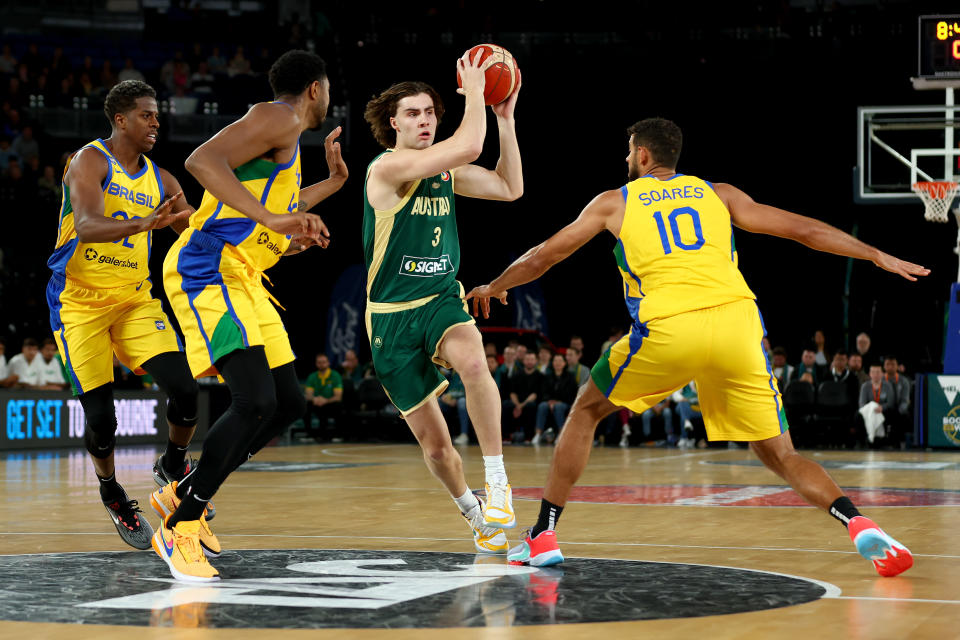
[453,488,480,514]
[483,455,508,486]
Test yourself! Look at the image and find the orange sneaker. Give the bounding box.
[849,516,913,577]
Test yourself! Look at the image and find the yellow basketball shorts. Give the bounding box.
[163,229,294,379]
[46,272,182,395]
[591,298,788,442]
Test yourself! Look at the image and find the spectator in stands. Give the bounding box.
[52,74,79,108]
[848,352,868,385]
[0,136,17,168]
[600,327,624,356]
[565,345,591,387]
[228,46,251,77]
[515,343,528,362]
[161,50,187,92]
[761,336,772,363]
[859,363,895,445]
[503,352,543,443]
[172,59,191,93]
[207,46,227,74]
[569,335,585,355]
[304,353,343,440]
[796,346,823,386]
[23,155,40,186]
[339,348,365,386]
[497,345,520,388]
[672,382,700,448]
[536,345,552,374]
[827,349,859,406]
[855,332,873,366]
[771,346,795,390]
[884,355,911,445]
[21,43,41,78]
[190,61,216,96]
[0,159,26,204]
[37,164,61,203]
[483,342,498,358]
[170,86,197,115]
[7,337,40,388]
[813,329,828,366]
[188,43,206,69]
[534,353,577,444]
[48,46,71,85]
[487,354,503,388]
[99,60,117,91]
[1,107,21,138]
[0,337,18,387]
[0,45,17,75]
[118,58,145,83]
[6,77,25,109]
[252,46,273,74]
[34,338,67,390]
[439,369,470,445]
[639,401,675,446]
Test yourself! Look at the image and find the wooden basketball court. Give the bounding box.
[0,442,957,638]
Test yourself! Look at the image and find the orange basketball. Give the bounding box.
[456,44,520,105]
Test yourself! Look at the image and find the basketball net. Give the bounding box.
[912,181,959,223]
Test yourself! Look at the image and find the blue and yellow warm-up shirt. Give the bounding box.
[615,174,755,324]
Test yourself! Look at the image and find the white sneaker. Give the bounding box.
[462,498,508,554]
[483,482,516,529]
[454,433,469,445]
[531,432,541,445]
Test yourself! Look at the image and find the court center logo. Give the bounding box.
[84,248,98,261]
[0,549,832,628]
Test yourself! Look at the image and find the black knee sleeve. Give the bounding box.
[80,384,117,459]
[141,352,199,427]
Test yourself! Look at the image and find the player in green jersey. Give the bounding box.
[361,50,523,552]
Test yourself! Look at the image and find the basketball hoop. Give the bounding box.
[912,181,959,223]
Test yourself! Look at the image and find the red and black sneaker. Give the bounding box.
[152,455,216,521]
[103,496,154,550]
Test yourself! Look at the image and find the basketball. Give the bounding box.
[456,43,521,105]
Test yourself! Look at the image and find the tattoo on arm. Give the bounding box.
[297,200,309,212]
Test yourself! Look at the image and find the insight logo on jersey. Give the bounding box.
[399,255,452,277]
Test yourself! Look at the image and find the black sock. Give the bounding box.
[97,472,124,503]
[162,440,189,474]
[829,496,862,528]
[530,499,564,538]
[167,486,208,527]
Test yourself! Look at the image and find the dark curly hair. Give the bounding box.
[364,81,444,149]
[627,117,683,168]
[103,80,156,127]
[268,49,327,98]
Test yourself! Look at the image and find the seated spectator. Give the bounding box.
[536,345,552,374]
[487,354,502,389]
[0,45,17,75]
[496,345,520,393]
[7,338,41,388]
[854,332,873,369]
[827,349,859,405]
[672,382,700,448]
[534,353,576,444]
[78,72,95,98]
[0,337,18,387]
[118,58,145,83]
[10,126,37,164]
[37,164,61,205]
[190,61,216,96]
[483,342,498,358]
[502,352,542,443]
[207,46,227,74]
[884,355,911,446]
[0,159,27,205]
[795,346,824,387]
[35,338,68,390]
[439,369,470,445]
[515,343,528,362]
[100,60,117,91]
[569,335,585,356]
[640,400,675,446]
[304,353,343,440]
[161,50,187,92]
[339,348,366,387]
[228,46,251,77]
[848,352,868,386]
[813,329,828,366]
[771,346,795,390]
[565,345,591,388]
[858,363,894,445]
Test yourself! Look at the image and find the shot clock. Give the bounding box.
[919,15,960,79]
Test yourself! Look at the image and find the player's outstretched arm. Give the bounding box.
[297,126,348,213]
[372,49,487,186]
[158,168,195,235]
[184,103,324,239]
[452,81,523,201]
[466,189,622,318]
[68,148,185,243]
[718,183,930,282]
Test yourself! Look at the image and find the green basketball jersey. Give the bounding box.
[363,151,460,304]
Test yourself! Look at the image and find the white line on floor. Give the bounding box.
[829,596,960,604]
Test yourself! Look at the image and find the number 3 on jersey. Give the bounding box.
[653,207,705,255]
[431,226,442,247]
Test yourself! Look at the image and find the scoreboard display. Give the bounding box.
[919,15,960,78]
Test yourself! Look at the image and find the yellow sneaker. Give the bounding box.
[152,517,220,583]
[463,498,508,554]
[150,482,221,558]
[483,482,516,529]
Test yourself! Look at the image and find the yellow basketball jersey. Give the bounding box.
[47,138,164,289]
[188,137,300,272]
[616,174,755,324]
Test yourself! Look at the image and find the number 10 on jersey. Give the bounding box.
[653,207,705,254]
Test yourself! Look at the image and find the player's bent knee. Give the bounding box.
[79,386,118,458]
